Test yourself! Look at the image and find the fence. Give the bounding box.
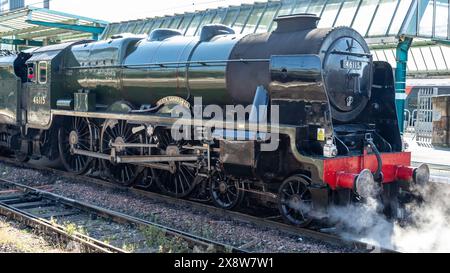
[415,87,439,146]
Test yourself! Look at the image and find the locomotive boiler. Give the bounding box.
[0,14,430,227]
[65,14,371,122]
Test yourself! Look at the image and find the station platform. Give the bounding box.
[404,135,450,183]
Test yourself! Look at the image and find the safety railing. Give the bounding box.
[404,108,418,134]
[415,87,438,146]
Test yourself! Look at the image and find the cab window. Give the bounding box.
[38,62,48,84]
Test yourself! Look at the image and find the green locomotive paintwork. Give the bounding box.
[0,61,21,125]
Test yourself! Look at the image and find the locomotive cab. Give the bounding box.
[0,51,32,126]
[24,41,89,130]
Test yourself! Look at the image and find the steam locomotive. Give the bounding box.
[0,14,429,226]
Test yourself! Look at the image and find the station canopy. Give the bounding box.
[102,0,450,77]
[0,6,108,47]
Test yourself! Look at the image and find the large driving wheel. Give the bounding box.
[100,119,144,186]
[210,172,244,210]
[278,175,313,227]
[58,117,93,174]
[152,128,197,198]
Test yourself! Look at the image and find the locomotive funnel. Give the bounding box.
[273,13,320,32]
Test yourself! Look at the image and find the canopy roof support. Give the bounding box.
[26,20,105,40]
[0,6,108,46]
[395,36,413,134]
[0,38,42,46]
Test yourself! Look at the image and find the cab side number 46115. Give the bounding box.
[33,95,46,105]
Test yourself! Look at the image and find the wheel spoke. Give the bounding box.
[59,118,92,174]
[101,120,142,186]
[210,175,243,209]
[289,182,295,195]
[174,174,178,194]
[282,189,292,197]
[279,176,312,227]
[227,189,237,197]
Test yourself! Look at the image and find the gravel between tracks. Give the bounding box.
[0,161,361,253]
[0,216,68,253]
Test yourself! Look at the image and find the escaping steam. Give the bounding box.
[328,183,450,252]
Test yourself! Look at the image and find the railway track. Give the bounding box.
[0,176,244,253]
[0,156,397,253]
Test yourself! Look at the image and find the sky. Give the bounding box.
[24,0,259,22]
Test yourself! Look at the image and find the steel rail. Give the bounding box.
[0,189,126,253]
[0,156,398,253]
[0,176,246,253]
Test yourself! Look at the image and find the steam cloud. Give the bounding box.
[328,182,450,252]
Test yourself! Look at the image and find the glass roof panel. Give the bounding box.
[125,22,137,33]
[368,0,398,36]
[160,18,172,29]
[371,50,378,61]
[388,0,413,35]
[118,22,129,33]
[430,46,448,70]
[306,0,327,15]
[435,0,449,38]
[205,11,217,24]
[233,6,252,34]
[277,0,296,16]
[411,47,427,70]
[178,14,194,33]
[372,50,384,61]
[318,0,343,28]
[152,18,164,30]
[143,20,156,33]
[418,0,434,37]
[133,21,146,34]
[211,9,226,24]
[352,0,379,35]
[107,24,121,37]
[440,45,450,69]
[292,0,312,14]
[334,0,360,27]
[421,46,437,70]
[101,0,449,42]
[195,12,215,35]
[169,16,182,29]
[101,26,111,38]
[407,49,417,71]
[185,14,202,36]
[385,49,397,67]
[257,2,280,33]
[379,50,388,61]
[222,8,239,26]
[404,1,418,35]
[243,5,266,34]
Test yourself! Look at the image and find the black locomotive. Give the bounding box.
[0,14,429,226]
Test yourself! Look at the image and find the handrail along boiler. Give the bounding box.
[0,14,429,226]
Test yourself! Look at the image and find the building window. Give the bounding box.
[38,62,48,84]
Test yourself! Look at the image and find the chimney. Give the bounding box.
[274,13,320,33]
